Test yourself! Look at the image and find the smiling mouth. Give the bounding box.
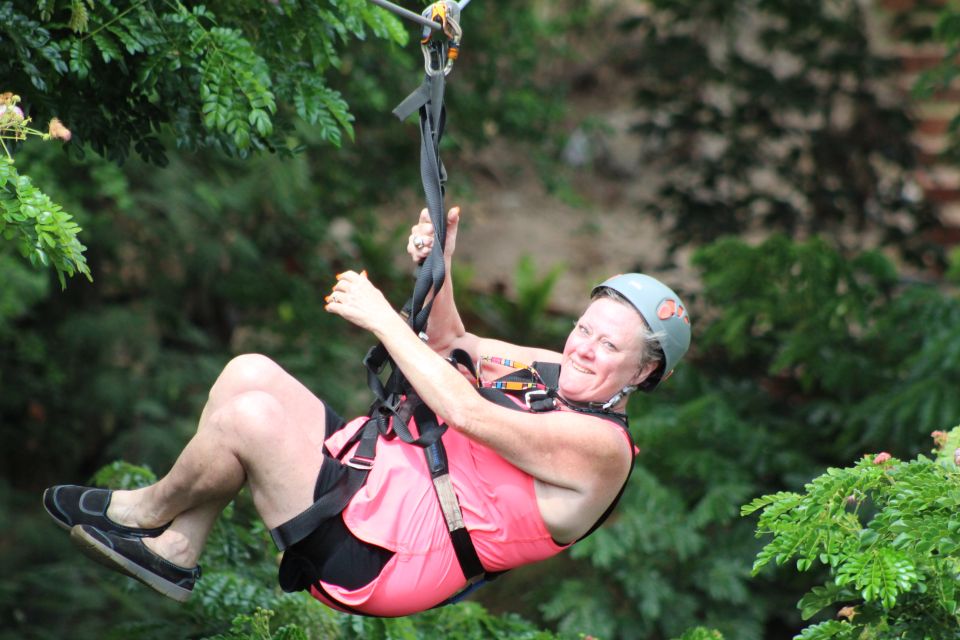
[570,362,593,375]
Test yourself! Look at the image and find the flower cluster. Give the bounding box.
[0,92,26,139]
[0,92,71,158]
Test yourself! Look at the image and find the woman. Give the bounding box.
[43,206,691,616]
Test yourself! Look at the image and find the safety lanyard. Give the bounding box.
[363,1,465,413]
[477,356,548,392]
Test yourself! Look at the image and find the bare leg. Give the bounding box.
[104,354,334,567]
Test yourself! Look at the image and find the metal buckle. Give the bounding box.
[346,455,374,471]
[524,389,551,411]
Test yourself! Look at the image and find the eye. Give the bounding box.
[577,322,591,335]
[602,340,618,352]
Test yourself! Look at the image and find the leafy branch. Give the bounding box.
[0,93,88,287]
[744,426,960,637]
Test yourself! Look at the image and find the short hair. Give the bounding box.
[591,287,666,390]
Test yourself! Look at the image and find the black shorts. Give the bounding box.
[277,402,394,593]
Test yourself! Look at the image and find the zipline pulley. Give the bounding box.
[420,1,462,77]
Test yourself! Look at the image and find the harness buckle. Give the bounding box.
[523,389,554,412]
[346,455,375,471]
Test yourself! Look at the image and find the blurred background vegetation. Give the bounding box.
[4,0,960,638]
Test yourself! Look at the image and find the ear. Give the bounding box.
[632,360,660,386]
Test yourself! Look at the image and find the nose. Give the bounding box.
[575,337,595,359]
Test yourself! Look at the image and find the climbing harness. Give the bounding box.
[271,0,481,588]
[270,1,639,610]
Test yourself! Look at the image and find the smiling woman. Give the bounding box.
[561,297,659,407]
[43,204,691,617]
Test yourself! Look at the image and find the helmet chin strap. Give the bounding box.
[601,385,638,411]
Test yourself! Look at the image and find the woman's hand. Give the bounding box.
[324,270,399,335]
[407,206,461,264]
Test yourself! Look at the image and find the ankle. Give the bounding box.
[107,489,166,529]
[144,532,199,569]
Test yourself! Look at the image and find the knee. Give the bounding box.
[212,390,286,446]
[209,354,283,404]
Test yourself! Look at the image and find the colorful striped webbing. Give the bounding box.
[478,356,546,392]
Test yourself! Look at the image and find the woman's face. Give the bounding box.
[557,297,647,404]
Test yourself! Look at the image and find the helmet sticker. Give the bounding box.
[657,299,690,324]
[657,299,677,320]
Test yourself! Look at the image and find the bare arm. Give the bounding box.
[407,206,562,366]
[406,206,467,355]
[325,271,628,495]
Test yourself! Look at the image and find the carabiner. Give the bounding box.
[420,1,462,76]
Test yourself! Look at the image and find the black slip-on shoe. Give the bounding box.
[70,524,201,603]
[43,485,169,537]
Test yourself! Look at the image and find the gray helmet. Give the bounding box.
[591,273,691,389]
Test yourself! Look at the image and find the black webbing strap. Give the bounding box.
[269,466,368,552]
[271,34,475,583]
[269,416,381,551]
[361,47,450,403]
[414,402,485,581]
[397,43,450,336]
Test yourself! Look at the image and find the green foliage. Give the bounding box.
[204,608,303,640]
[621,0,938,264]
[745,425,960,636]
[671,629,724,640]
[793,620,856,640]
[0,0,407,278]
[4,0,406,159]
[695,234,896,387]
[91,460,159,489]
[0,0,581,282]
[461,255,570,345]
[694,235,960,457]
[915,2,960,162]
[0,249,48,332]
[0,155,89,287]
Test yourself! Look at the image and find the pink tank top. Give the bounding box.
[311,398,630,617]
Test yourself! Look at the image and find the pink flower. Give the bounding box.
[873,452,892,465]
[0,104,24,121]
[931,430,948,449]
[837,605,857,620]
[48,118,71,141]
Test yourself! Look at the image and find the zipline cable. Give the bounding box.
[366,0,442,31]
[365,0,471,31]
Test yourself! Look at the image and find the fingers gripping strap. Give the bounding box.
[364,71,449,420]
[414,69,448,328]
